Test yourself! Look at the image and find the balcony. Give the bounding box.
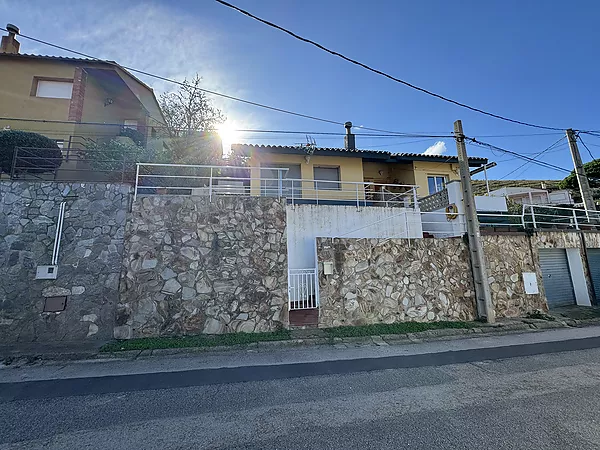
[134,163,419,209]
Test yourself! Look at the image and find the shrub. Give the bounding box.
[560,159,600,190]
[0,130,62,174]
[85,138,149,182]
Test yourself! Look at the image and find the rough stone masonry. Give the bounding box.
[0,181,130,342]
[317,237,477,328]
[116,195,288,339]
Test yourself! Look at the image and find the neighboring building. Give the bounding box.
[489,186,574,206]
[474,180,574,206]
[233,123,488,199]
[0,25,166,160]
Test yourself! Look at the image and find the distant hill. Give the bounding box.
[472,179,562,196]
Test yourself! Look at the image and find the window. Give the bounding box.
[427,175,447,195]
[123,120,138,130]
[260,164,302,198]
[36,80,73,99]
[314,166,341,190]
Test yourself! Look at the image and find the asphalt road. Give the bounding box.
[3,341,600,449]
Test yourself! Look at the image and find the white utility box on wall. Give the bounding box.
[36,265,58,280]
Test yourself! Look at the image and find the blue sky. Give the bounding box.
[2,0,599,181]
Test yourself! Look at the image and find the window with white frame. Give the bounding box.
[36,81,73,99]
[427,175,447,195]
[314,166,341,190]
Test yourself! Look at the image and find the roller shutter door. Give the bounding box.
[587,249,600,301]
[539,249,575,308]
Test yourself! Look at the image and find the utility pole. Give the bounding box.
[566,128,596,214]
[454,120,495,323]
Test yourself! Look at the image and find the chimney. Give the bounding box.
[344,121,355,150]
[1,24,20,54]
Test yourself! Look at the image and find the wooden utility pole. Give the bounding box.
[566,128,596,214]
[454,120,495,323]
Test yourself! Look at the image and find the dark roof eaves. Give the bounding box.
[232,144,487,164]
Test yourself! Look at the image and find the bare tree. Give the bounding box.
[160,74,226,134]
[159,74,226,163]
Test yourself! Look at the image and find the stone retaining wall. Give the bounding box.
[116,195,287,339]
[316,232,588,328]
[317,237,477,328]
[481,233,547,317]
[0,181,130,342]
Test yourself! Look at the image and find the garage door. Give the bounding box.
[587,249,600,301]
[539,249,575,308]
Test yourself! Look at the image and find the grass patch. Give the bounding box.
[100,329,292,352]
[323,321,477,338]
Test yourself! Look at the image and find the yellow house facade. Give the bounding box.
[233,144,487,199]
[0,27,165,151]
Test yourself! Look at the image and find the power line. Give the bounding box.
[233,129,453,138]
[1,27,443,137]
[469,139,600,185]
[470,132,565,138]
[216,0,566,132]
[498,136,567,180]
[467,139,574,175]
[577,133,595,161]
[0,116,455,138]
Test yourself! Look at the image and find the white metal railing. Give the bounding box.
[288,268,318,310]
[522,204,600,230]
[134,163,419,208]
[420,204,600,237]
[285,178,418,208]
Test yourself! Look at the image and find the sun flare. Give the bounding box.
[216,123,239,158]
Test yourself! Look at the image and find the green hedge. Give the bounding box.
[0,130,62,174]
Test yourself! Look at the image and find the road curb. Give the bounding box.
[4,334,600,401]
[2,319,585,365]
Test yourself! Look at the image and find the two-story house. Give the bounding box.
[0,24,166,176]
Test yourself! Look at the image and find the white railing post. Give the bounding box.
[573,209,580,230]
[291,180,295,206]
[530,205,537,229]
[316,183,319,205]
[278,169,283,199]
[356,183,360,209]
[134,163,140,202]
[209,167,213,202]
[413,188,418,211]
[304,271,307,309]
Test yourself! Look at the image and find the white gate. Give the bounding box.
[288,268,318,310]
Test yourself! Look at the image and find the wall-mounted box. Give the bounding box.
[36,265,58,280]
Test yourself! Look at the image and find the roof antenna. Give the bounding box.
[300,135,316,163]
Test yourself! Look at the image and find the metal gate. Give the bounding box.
[288,268,318,310]
[587,248,600,301]
[539,249,576,308]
